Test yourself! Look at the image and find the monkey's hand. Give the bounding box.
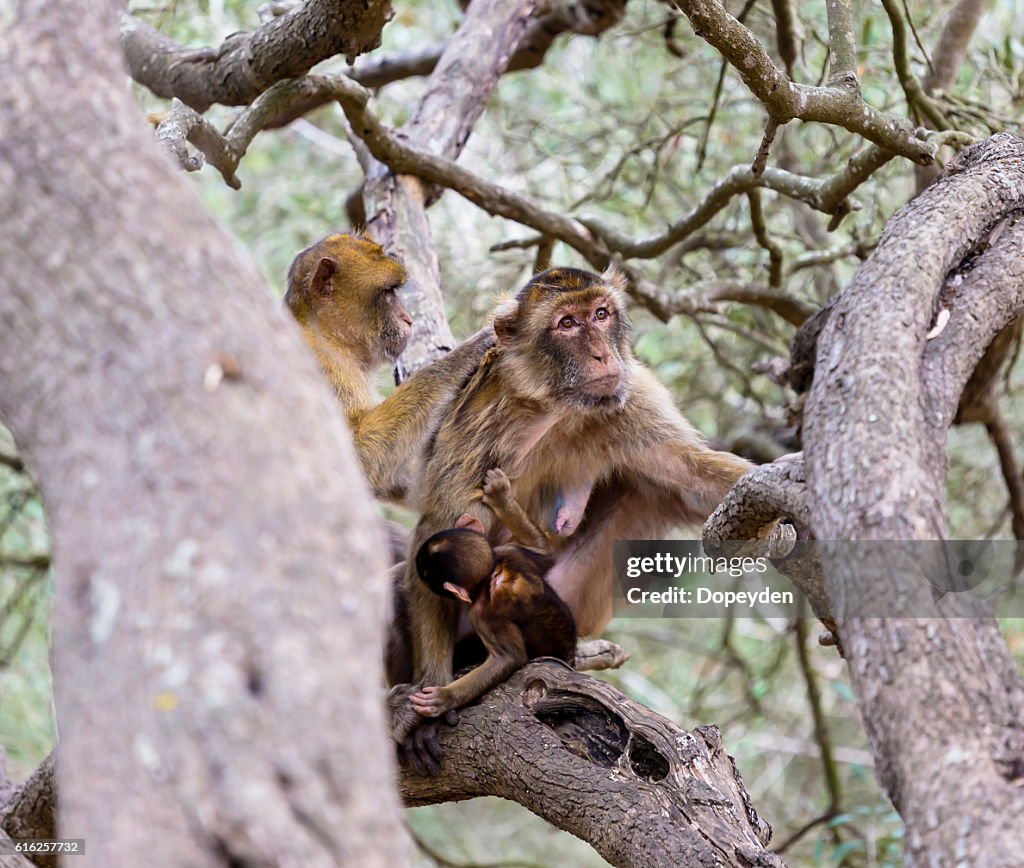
[409,685,456,718]
[481,467,513,510]
[389,683,458,776]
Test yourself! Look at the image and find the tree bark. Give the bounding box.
[400,662,785,868]
[0,755,56,868]
[363,0,535,375]
[0,3,407,866]
[802,135,1024,865]
[121,0,392,112]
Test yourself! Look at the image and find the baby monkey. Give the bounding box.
[410,469,576,718]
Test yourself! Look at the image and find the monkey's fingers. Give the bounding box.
[409,691,444,717]
[484,467,510,488]
[406,720,444,776]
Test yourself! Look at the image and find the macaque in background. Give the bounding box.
[410,469,576,719]
[284,233,492,503]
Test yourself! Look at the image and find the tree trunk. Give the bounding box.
[363,0,535,375]
[803,135,1024,865]
[0,3,407,866]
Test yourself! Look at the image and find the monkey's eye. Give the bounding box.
[558,315,576,330]
[594,307,609,320]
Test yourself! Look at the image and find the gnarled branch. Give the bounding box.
[121,0,391,112]
[399,661,784,868]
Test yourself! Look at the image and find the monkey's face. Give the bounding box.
[375,283,414,362]
[496,267,633,410]
[287,233,413,365]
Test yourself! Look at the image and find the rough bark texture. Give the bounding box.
[121,0,392,112]
[0,3,407,866]
[0,755,56,868]
[801,135,1024,865]
[363,0,536,375]
[400,662,785,868]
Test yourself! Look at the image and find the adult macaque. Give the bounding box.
[285,233,492,502]
[410,469,576,719]
[400,266,752,710]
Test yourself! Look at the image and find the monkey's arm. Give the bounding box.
[403,556,461,687]
[480,468,552,554]
[409,617,528,717]
[631,437,752,522]
[621,372,752,519]
[352,328,495,499]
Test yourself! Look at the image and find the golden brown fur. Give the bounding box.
[397,266,753,691]
[285,233,492,502]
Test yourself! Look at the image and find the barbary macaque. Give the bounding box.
[284,233,492,502]
[410,469,576,719]
[395,267,752,760]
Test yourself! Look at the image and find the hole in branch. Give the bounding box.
[533,695,628,767]
[628,734,670,782]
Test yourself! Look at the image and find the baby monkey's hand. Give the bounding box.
[410,685,456,718]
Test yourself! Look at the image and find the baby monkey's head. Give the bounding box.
[415,522,495,605]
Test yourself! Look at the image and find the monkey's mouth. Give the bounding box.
[580,373,622,396]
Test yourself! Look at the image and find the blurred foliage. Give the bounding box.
[4,0,1024,865]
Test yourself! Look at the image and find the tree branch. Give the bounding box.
[259,0,628,128]
[0,754,55,868]
[363,0,536,375]
[399,662,785,868]
[0,452,24,473]
[121,0,392,112]
[671,0,939,163]
[915,0,991,190]
[824,0,858,90]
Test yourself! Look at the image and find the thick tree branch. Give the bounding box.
[363,0,536,374]
[121,0,391,112]
[801,134,1024,864]
[399,662,785,868]
[702,456,832,627]
[921,215,1024,432]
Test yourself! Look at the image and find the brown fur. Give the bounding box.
[285,233,493,502]
[409,469,576,718]
[397,266,753,690]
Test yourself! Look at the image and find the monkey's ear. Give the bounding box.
[600,265,628,294]
[491,299,518,344]
[310,256,338,298]
[454,513,486,534]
